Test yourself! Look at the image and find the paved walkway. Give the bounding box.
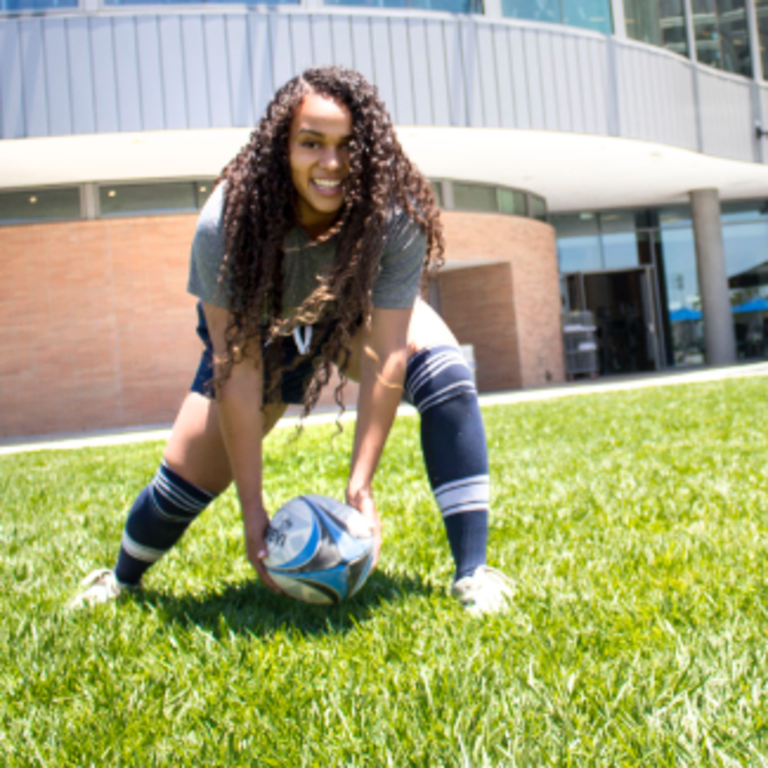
[2,361,767,457]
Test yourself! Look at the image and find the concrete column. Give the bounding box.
[689,188,736,366]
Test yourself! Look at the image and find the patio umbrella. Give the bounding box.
[732,297,768,314]
[670,307,702,322]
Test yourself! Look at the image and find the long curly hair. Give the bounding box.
[215,65,444,417]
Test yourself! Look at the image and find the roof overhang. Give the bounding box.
[3,126,768,212]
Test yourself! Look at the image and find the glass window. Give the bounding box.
[324,0,478,9]
[431,181,444,209]
[453,183,498,213]
[693,0,752,75]
[758,0,768,79]
[602,233,641,269]
[530,195,547,221]
[0,187,80,224]
[1,0,77,9]
[501,0,560,23]
[600,211,636,233]
[724,221,768,356]
[497,188,527,216]
[659,206,692,227]
[553,213,602,273]
[718,0,751,76]
[195,180,216,209]
[503,0,611,32]
[720,200,768,223]
[99,182,197,217]
[656,227,704,364]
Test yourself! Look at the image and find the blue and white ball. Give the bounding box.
[263,494,374,604]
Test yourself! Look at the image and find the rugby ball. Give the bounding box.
[264,495,374,604]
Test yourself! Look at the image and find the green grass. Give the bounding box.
[2,377,768,766]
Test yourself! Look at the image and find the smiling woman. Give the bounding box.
[70,66,514,617]
[289,94,352,236]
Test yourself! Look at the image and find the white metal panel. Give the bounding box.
[269,13,294,90]
[443,19,467,126]
[550,30,571,132]
[408,19,433,126]
[311,15,333,68]
[44,19,73,137]
[136,17,164,131]
[66,18,96,135]
[584,37,608,135]
[492,25,515,129]
[350,17,375,86]
[203,16,232,128]
[113,17,142,132]
[389,17,414,125]
[20,19,49,137]
[425,19,450,126]
[537,31,560,131]
[158,16,187,131]
[90,17,120,133]
[290,14,313,75]
[370,18,397,122]
[508,27,531,129]
[563,34,584,134]
[330,15,354,67]
[248,14,273,123]
[461,20,483,127]
[698,69,753,161]
[0,20,24,139]
[226,15,254,128]
[181,16,210,129]
[523,30,545,129]
[476,22,499,128]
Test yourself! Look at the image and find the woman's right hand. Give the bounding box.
[244,511,283,594]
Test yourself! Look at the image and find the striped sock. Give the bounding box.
[114,462,216,585]
[405,346,489,582]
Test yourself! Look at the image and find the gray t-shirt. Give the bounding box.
[188,183,426,316]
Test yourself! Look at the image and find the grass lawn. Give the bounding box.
[1,376,767,766]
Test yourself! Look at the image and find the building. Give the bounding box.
[2,0,768,438]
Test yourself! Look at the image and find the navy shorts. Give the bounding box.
[190,301,333,405]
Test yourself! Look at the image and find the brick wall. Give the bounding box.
[1,210,563,439]
[440,211,565,388]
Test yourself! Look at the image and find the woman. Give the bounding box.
[72,66,512,616]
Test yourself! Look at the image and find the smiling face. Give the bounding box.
[289,91,353,239]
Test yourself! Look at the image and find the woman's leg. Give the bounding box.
[344,300,490,583]
[404,300,489,583]
[113,394,287,586]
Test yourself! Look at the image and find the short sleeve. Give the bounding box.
[371,210,427,309]
[187,184,230,308]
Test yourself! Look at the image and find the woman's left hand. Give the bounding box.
[347,488,382,569]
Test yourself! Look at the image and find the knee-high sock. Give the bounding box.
[405,346,489,582]
[114,462,216,586]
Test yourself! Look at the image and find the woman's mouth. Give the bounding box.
[311,178,345,196]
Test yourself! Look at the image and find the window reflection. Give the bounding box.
[502,0,612,33]
[692,0,752,76]
[0,187,81,224]
[624,0,688,55]
[725,220,768,356]
[655,227,704,365]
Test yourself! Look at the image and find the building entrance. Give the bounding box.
[564,267,662,375]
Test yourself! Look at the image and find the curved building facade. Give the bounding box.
[2,0,768,437]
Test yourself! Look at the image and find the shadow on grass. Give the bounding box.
[133,569,435,638]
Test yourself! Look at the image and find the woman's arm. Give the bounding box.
[202,301,280,592]
[347,305,413,566]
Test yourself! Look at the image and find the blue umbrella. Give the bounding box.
[670,307,702,322]
[732,297,768,314]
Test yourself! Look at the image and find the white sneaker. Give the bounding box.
[451,566,515,616]
[69,568,134,609]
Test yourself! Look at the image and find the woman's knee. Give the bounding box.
[163,393,232,496]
